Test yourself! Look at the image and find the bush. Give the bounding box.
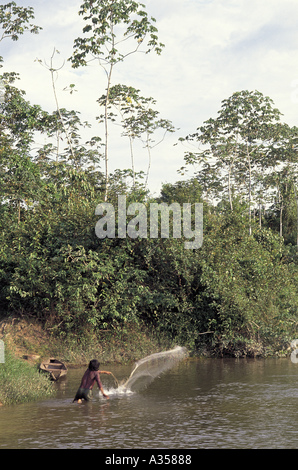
[0,346,54,405]
[198,213,298,355]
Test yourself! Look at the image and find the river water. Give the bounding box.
[1,357,298,449]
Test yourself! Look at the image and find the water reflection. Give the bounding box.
[1,358,298,448]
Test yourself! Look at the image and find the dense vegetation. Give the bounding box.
[1,1,298,361]
[0,347,53,405]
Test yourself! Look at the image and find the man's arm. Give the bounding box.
[99,386,109,399]
[95,371,109,399]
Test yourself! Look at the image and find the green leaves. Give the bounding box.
[0,2,41,45]
[70,0,164,68]
[198,212,298,355]
[97,84,174,186]
[180,90,289,233]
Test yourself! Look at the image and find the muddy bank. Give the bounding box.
[0,316,173,366]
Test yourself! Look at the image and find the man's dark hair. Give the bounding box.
[88,359,100,371]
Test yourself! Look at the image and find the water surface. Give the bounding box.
[1,358,298,449]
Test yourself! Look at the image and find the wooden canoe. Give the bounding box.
[39,358,67,381]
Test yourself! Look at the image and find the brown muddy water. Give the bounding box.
[1,358,298,449]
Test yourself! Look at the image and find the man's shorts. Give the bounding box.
[73,387,92,401]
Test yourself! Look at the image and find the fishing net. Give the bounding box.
[291,350,298,363]
[120,346,188,392]
[290,340,298,364]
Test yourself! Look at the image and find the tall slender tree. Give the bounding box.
[69,0,164,200]
[97,84,175,188]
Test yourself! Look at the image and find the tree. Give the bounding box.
[0,74,55,222]
[270,125,298,247]
[69,0,164,200]
[159,178,202,205]
[0,1,41,66]
[198,210,298,355]
[97,84,175,188]
[36,48,79,163]
[180,90,284,234]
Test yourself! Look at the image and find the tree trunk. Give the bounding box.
[294,186,298,249]
[18,199,21,225]
[247,143,252,235]
[280,203,283,238]
[103,63,114,201]
[228,164,233,212]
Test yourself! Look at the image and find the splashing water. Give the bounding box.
[107,346,188,395]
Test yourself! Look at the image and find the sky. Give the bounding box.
[1,0,298,196]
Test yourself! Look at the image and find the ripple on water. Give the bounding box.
[2,359,298,449]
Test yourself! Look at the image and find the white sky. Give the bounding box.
[1,0,298,196]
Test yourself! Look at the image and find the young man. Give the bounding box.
[73,359,111,402]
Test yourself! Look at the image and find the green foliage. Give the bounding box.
[0,1,41,68]
[97,84,175,186]
[70,0,164,68]
[179,90,297,238]
[0,346,53,405]
[0,2,41,43]
[1,80,298,356]
[159,179,202,204]
[198,211,298,355]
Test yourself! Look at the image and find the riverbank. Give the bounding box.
[0,315,293,406]
[0,316,174,365]
[0,316,175,405]
[0,315,292,366]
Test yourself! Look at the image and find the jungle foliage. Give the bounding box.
[1,1,298,357]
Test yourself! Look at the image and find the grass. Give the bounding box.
[0,346,54,406]
[52,323,176,364]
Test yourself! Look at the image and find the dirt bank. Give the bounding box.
[0,316,172,366]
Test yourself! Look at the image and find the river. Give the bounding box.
[0,357,298,449]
